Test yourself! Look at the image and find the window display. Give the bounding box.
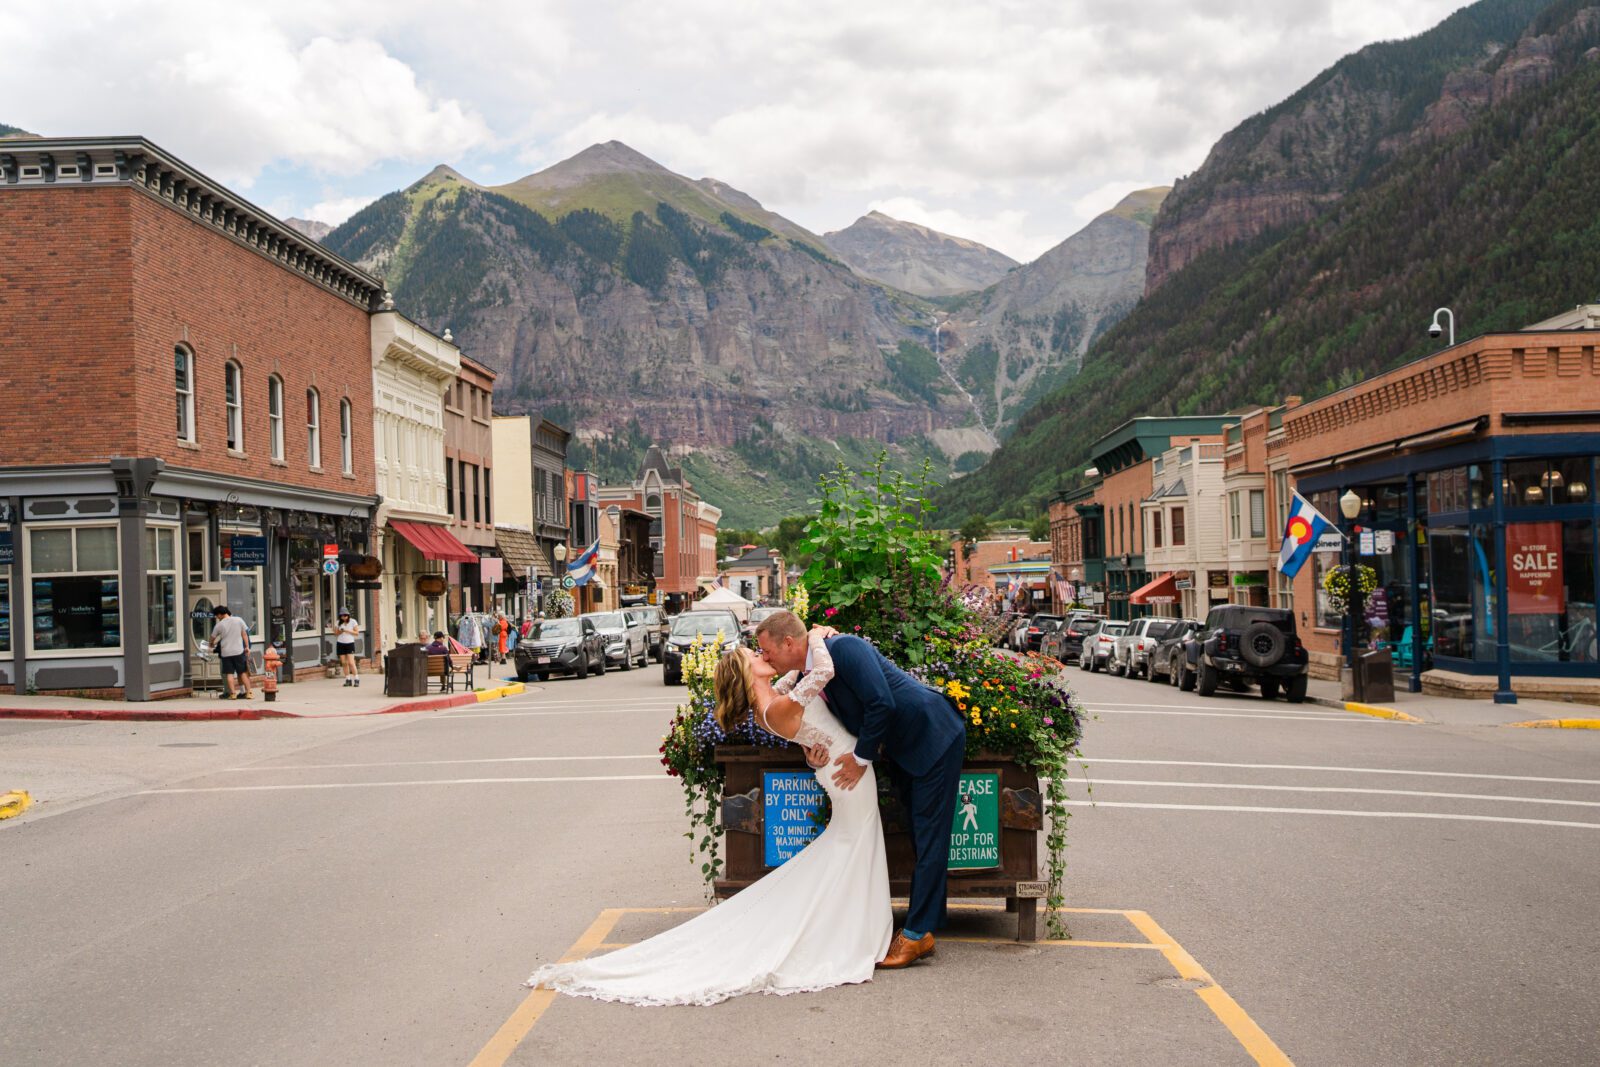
[29,525,121,651]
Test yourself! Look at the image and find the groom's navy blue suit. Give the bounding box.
[820,635,966,935]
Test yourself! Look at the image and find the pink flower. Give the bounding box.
[1043,717,1054,726]
[824,607,838,618]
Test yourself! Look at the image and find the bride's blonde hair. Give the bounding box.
[712,649,756,733]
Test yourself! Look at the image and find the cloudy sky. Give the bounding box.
[5,0,1467,260]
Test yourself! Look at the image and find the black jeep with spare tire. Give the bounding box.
[1183,605,1309,702]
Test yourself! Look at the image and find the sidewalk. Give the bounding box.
[0,669,526,721]
[1301,676,1596,728]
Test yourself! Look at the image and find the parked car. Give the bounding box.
[513,616,606,682]
[662,610,745,685]
[1109,617,1179,679]
[1019,613,1064,653]
[626,606,668,661]
[1148,619,1204,685]
[1042,611,1105,663]
[1183,605,1309,701]
[588,610,650,670]
[1078,619,1127,672]
[746,605,785,639]
[992,611,1026,648]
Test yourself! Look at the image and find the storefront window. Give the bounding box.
[1506,520,1597,662]
[145,526,178,647]
[290,562,318,634]
[29,525,121,651]
[1427,468,1469,514]
[1313,548,1342,630]
[1430,526,1494,661]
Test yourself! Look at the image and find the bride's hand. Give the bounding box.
[803,744,828,769]
[809,625,839,640]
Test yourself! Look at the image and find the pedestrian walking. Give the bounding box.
[334,611,361,687]
[209,605,253,700]
[495,613,510,663]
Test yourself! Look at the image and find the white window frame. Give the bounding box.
[186,525,208,586]
[145,523,182,652]
[306,387,322,469]
[225,361,244,452]
[23,521,123,657]
[175,345,196,443]
[268,375,285,461]
[0,523,11,660]
[339,398,353,475]
[1229,491,1241,541]
[1249,489,1267,540]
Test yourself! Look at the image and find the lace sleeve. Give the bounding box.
[772,671,800,696]
[785,632,835,706]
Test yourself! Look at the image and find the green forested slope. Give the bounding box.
[939,15,1600,519]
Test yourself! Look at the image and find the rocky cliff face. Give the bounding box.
[322,147,964,458]
[941,187,1167,438]
[285,218,333,242]
[822,211,1018,297]
[1143,0,1561,293]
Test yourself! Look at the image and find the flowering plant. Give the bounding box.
[786,582,810,623]
[1321,563,1378,614]
[541,588,574,618]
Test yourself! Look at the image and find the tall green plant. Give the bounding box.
[798,454,964,664]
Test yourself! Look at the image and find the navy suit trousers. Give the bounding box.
[888,731,966,935]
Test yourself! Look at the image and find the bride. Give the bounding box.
[526,626,893,1006]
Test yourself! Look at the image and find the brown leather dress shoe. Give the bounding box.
[876,932,936,969]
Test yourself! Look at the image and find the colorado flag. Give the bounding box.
[1277,492,1339,579]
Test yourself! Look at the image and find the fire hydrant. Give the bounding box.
[262,644,281,702]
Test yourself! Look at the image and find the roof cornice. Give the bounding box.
[0,136,384,310]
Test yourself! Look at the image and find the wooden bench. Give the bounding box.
[426,653,475,693]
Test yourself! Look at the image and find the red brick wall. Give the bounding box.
[0,185,374,494]
[0,187,141,459]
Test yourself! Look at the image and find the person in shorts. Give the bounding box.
[334,611,362,686]
[209,605,253,700]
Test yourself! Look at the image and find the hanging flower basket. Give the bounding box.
[1321,563,1378,614]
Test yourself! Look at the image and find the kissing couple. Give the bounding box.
[528,609,967,1006]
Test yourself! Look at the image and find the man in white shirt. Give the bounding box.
[209,606,253,700]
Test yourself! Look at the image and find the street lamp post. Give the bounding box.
[1339,489,1364,674]
[553,542,570,614]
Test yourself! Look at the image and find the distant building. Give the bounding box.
[444,354,498,614]
[950,536,1050,601]
[491,416,571,606]
[599,447,720,613]
[721,546,786,603]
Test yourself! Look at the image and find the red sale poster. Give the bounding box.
[1506,522,1565,615]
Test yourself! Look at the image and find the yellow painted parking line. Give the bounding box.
[474,904,1294,1066]
[468,908,623,1067]
[1125,910,1294,1067]
[1508,718,1600,730]
[0,790,33,820]
[476,682,526,703]
[1343,702,1423,723]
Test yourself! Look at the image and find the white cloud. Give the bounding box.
[2,0,1469,257]
[302,195,380,226]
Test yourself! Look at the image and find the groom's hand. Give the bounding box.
[831,751,866,790]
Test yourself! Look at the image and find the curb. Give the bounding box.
[1306,695,1424,723]
[0,790,33,820]
[0,681,527,722]
[1506,718,1600,730]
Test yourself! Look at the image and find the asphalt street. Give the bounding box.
[2,659,1597,1066]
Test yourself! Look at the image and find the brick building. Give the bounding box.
[949,536,1051,609]
[444,354,498,614]
[599,447,720,613]
[1048,487,1100,611]
[1283,320,1600,703]
[0,137,382,698]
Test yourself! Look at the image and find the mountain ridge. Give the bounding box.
[822,211,1019,297]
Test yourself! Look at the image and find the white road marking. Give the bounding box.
[139,774,672,794]
[1082,758,1600,788]
[1072,778,1600,808]
[1064,800,1600,830]
[427,707,676,719]
[223,754,662,772]
[1090,708,1369,722]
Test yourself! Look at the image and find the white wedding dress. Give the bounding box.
[527,692,893,1006]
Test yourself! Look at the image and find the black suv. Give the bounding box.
[514,616,607,682]
[1184,605,1309,702]
[1041,611,1104,663]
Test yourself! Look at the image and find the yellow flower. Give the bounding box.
[1010,723,1017,729]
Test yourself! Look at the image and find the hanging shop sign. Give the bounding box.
[1209,572,1229,589]
[346,556,383,580]
[415,574,447,598]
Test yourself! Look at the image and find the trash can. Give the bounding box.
[1355,647,1396,704]
[384,643,428,697]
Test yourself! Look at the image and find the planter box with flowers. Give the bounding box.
[661,457,1083,940]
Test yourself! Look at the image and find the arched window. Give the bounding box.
[339,399,352,475]
[306,388,321,469]
[224,361,243,451]
[175,345,195,443]
[267,375,285,460]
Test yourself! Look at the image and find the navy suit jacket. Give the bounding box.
[821,635,965,777]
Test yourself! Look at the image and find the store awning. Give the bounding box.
[389,519,477,564]
[1130,571,1180,605]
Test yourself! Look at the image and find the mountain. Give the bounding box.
[935,187,1169,445]
[937,0,1600,520]
[0,122,33,138]
[321,143,970,527]
[285,218,333,242]
[1144,0,1557,291]
[822,211,1018,297]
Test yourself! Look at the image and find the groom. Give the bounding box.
[756,611,966,969]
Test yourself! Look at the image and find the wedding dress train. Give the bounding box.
[526,696,893,1006]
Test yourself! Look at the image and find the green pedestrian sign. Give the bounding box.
[947,772,1000,869]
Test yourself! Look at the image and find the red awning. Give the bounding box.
[389,519,478,564]
[1130,571,1179,605]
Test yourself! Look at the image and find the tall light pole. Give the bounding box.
[1339,489,1363,673]
[553,541,569,613]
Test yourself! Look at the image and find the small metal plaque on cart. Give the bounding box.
[1015,881,1047,899]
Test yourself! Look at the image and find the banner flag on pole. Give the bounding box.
[567,539,601,586]
[1277,492,1339,579]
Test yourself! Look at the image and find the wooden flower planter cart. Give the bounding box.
[714,744,1048,941]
